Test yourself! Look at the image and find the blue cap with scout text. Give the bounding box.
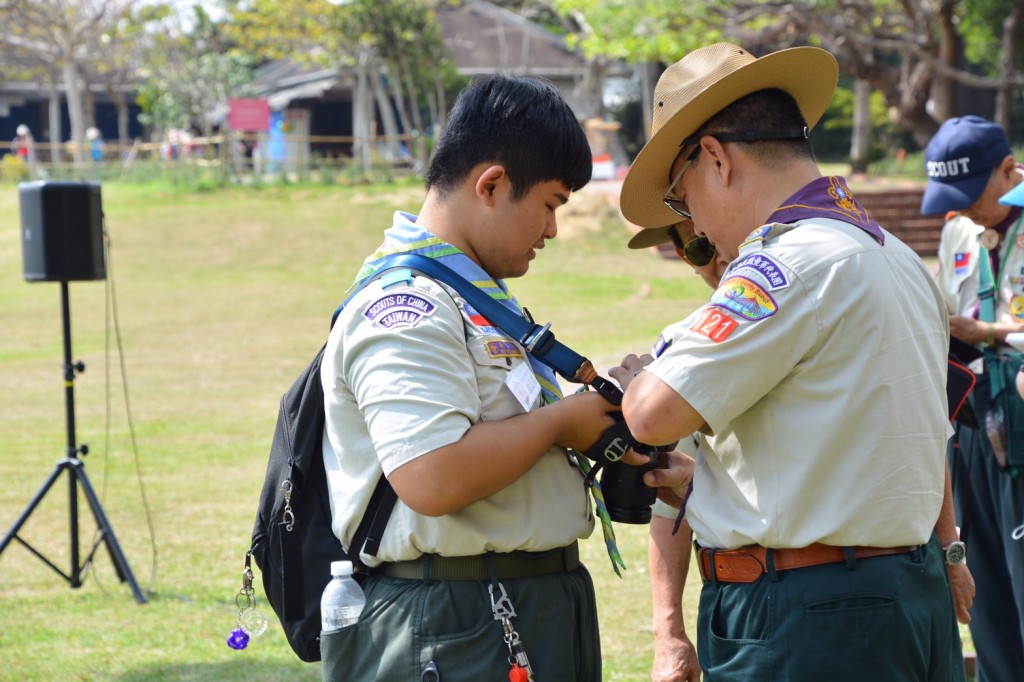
[920,115,1013,215]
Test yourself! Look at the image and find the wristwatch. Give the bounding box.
[943,540,967,566]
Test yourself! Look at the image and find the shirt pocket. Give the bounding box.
[466,334,533,421]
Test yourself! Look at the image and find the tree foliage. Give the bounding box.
[136,4,256,138]
[550,0,1024,147]
[0,0,147,162]
[226,0,457,169]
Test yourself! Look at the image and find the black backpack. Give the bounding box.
[245,254,606,662]
[248,339,396,662]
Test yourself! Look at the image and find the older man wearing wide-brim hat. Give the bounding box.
[610,43,971,681]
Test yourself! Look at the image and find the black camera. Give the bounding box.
[582,414,668,525]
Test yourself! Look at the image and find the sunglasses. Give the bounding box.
[662,127,810,221]
[668,226,716,267]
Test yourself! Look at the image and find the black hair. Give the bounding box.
[696,89,815,164]
[425,74,592,201]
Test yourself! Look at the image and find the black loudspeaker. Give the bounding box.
[20,181,106,282]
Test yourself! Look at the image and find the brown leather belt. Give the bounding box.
[696,543,917,583]
[377,541,580,581]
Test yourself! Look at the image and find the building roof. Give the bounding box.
[437,0,588,77]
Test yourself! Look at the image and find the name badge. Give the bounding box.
[505,361,542,411]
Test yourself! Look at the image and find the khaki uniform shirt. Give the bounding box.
[937,212,1024,322]
[322,273,593,566]
[648,218,951,550]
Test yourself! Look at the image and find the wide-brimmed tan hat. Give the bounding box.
[628,220,684,249]
[620,43,839,233]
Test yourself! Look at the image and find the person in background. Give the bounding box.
[12,124,39,178]
[623,219,728,682]
[1003,176,1024,402]
[921,117,1024,682]
[614,42,969,680]
[87,127,103,164]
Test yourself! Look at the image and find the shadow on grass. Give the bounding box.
[115,660,319,682]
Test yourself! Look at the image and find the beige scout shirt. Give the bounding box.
[322,273,593,566]
[937,212,1024,322]
[647,218,951,550]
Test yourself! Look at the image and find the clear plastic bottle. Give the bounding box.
[320,560,365,633]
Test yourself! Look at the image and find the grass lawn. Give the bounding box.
[0,178,971,680]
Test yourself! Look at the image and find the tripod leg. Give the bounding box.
[0,461,70,556]
[70,460,148,604]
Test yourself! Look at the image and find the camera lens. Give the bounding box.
[599,457,661,524]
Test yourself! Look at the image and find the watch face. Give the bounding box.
[946,541,966,565]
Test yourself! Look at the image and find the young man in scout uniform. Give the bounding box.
[319,74,619,682]
[921,115,1024,682]
[614,43,970,680]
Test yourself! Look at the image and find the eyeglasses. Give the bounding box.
[662,145,701,220]
[668,225,716,267]
[662,127,810,221]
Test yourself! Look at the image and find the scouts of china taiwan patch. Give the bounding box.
[710,276,778,321]
[363,292,437,329]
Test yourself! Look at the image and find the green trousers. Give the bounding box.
[321,564,601,681]
[696,535,966,682]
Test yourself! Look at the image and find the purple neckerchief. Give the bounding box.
[764,176,885,244]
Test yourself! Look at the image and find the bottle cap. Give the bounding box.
[330,560,354,577]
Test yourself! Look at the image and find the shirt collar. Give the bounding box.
[765,176,885,244]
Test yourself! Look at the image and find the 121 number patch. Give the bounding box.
[690,308,739,343]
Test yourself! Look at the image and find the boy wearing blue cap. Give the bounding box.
[921,114,1024,682]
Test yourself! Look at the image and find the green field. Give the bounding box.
[0,180,719,680]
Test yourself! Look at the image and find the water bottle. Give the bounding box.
[320,560,365,633]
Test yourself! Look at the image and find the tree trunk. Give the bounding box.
[639,62,654,143]
[372,68,401,161]
[387,63,413,152]
[402,62,427,171]
[433,73,446,132]
[995,3,1022,135]
[577,57,607,120]
[62,59,87,166]
[850,79,872,174]
[47,69,63,168]
[931,0,961,123]
[353,48,372,173]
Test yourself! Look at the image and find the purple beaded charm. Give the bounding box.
[227,628,250,650]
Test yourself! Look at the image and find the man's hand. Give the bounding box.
[653,629,701,682]
[947,562,976,624]
[547,390,621,453]
[609,352,654,391]
[624,448,695,499]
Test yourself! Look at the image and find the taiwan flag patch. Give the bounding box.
[954,252,971,276]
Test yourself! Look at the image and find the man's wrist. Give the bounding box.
[985,323,996,347]
[943,540,967,566]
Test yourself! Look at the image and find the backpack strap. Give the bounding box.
[349,475,398,567]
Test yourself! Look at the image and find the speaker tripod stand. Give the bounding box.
[0,282,146,604]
